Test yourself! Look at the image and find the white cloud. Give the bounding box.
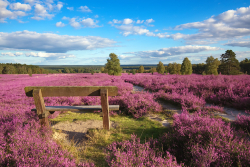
[31,3,54,20]
[78,6,91,12]
[69,18,81,28]
[62,16,69,20]
[171,5,250,43]
[67,7,73,11]
[24,0,35,4]
[136,20,144,24]
[64,17,100,28]
[154,29,159,32]
[108,19,122,25]
[127,45,221,58]
[115,24,169,38]
[25,52,76,60]
[116,25,150,36]
[10,2,31,11]
[0,30,116,53]
[1,52,23,57]
[145,18,155,26]
[119,55,134,60]
[145,18,154,24]
[80,18,99,28]
[0,0,28,22]
[123,18,133,24]
[94,15,99,18]
[56,2,63,10]
[0,0,63,22]
[56,21,65,27]
[109,18,165,37]
[224,40,250,48]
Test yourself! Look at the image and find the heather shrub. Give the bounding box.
[0,113,94,167]
[122,73,250,110]
[106,134,183,167]
[110,92,163,118]
[154,90,205,111]
[232,110,250,135]
[158,110,250,166]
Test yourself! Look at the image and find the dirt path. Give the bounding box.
[132,85,250,123]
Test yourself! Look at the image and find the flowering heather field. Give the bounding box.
[1,73,250,166]
[122,73,250,111]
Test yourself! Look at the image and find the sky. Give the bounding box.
[0,0,250,65]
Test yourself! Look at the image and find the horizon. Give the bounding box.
[0,0,250,65]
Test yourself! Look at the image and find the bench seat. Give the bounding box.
[31,105,120,112]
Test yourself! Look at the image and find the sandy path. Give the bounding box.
[132,85,250,124]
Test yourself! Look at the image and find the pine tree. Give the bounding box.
[219,50,240,75]
[181,57,192,75]
[156,61,165,74]
[105,53,122,76]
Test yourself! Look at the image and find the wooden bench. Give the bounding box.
[24,86,119,130]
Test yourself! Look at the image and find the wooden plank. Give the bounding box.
[33,89,49,127]
[31,105,120,112]
[101,89,110,130]
[25,86,118,97]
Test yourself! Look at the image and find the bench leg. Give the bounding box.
[33,89,49,127]
[101,89,110,130]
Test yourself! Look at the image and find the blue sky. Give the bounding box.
[0,0,250,65]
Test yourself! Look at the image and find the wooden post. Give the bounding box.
[101,89,110,130]
[33,89,49,127]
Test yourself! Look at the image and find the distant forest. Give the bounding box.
[0,58,249,75]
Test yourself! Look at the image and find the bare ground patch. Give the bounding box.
[50,120,119,147]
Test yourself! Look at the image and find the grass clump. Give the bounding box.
[49,112,168,166]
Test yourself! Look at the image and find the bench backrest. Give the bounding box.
[25,86,118,130]
[25,86,118,97]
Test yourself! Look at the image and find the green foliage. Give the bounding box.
[167,63,181,74]
[181,57,192,75]
[219,50,240,75]
[105,53,123,76]
[3,65,16,74]
[150,67,157,73]
[0,65,3,74]
[205,56,221,75]
[28,68,32,77]
[192,63,206,74]
[138,65,144,73]
[132,69,136,75]
[100,67,105,73]
[240,58,250,75]
[156,61,165,74]
[64,67,70,73]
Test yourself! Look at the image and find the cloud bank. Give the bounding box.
[170,6,250,43]
[0,30,116,53]
[126,45,221,58]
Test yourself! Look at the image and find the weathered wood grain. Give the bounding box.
[101,89,110,130]
[31,105,119,112]
[25,86,118,97]
[33,89,49,127]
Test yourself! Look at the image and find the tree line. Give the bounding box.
[0,63,48,75]
[102,50,250,76]
[1,50,249,76]
[0,63,101,75]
